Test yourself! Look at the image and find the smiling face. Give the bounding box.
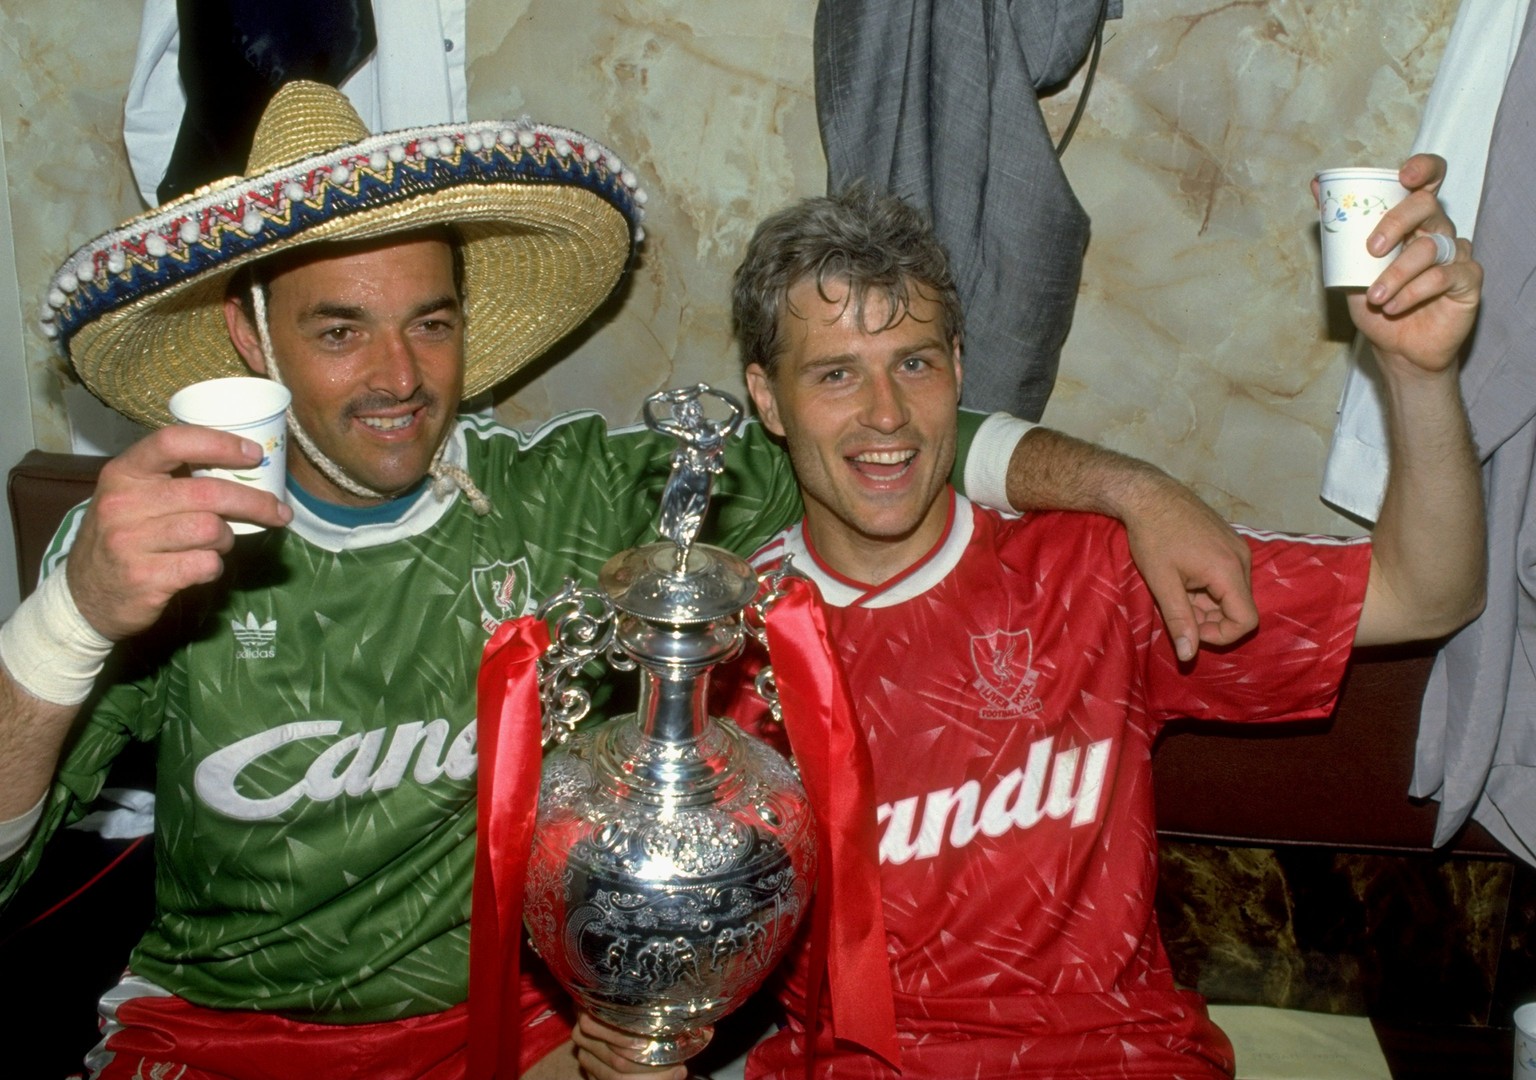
[225,236,465,505]
[746,275,962,585]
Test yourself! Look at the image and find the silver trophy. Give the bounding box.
[523,384,818,1065]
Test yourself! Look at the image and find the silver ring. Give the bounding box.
[1427,231,1456,266]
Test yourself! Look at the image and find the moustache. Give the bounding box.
[342,390,438,419]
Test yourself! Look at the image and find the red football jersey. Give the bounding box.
[728,494,1370,1079]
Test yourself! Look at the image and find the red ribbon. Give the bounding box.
[467,616,550,1080]
[765,578,900,1071]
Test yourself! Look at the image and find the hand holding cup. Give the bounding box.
[167,377,291,534]
[1315,167,1411,288]
[1314,155,1463,301]
[1313,155,1480,377]
[65,418,293,641]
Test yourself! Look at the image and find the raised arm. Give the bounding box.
[1344,155,1485,645]
[0,426,290,823]
[1001,429,1258,662]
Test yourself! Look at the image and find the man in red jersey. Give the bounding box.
[571,173,1484,1080]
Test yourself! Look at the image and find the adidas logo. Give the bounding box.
[232,613,277,660]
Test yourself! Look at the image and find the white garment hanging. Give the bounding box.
[1319,0,1531,522]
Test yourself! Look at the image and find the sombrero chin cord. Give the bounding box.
[250,285,491,515]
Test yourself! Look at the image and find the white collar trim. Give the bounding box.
[286,424,468,552]
[782,494,976,609]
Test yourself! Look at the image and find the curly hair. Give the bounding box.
[730,186,963,377]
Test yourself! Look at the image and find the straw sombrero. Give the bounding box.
[40,80,645,428]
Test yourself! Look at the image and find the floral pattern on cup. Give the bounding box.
[1320,187,1392,234]
[231,434,284,483]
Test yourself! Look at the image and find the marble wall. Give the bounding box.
[1040,0,1458,535]
[0,0,149,454]
[0,0,1460,539]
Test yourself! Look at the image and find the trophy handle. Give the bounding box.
[535,579,635,745]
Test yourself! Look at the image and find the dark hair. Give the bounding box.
[730,186,963,377]
[227,225,466,316]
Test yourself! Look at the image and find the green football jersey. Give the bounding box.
[3,408,994,1023]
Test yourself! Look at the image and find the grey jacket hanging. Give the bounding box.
[1412,0,1536,862]
[814,0,1116,419]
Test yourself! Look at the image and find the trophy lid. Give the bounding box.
[600,542,759,624]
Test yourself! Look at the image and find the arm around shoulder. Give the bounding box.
[996,423,1258,660]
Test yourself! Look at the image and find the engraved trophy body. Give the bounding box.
[523,385,817,1065]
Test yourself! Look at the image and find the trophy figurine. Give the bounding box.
[522,384,817,1065]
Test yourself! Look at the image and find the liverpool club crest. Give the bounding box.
[472,558,533,632]
[969,628,1043,719]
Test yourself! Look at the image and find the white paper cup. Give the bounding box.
[1515,1002,1536,1078]
[167,377,291,534]
[1316,167,1409,289]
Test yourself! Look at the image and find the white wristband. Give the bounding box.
[0,571,114,706]
[965,413,1038,512]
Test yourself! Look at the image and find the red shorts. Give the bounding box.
[86,970,573,1080]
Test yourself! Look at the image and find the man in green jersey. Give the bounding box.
[0,82,1254,1078]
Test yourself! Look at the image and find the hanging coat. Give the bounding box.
[814,0,1116,419]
